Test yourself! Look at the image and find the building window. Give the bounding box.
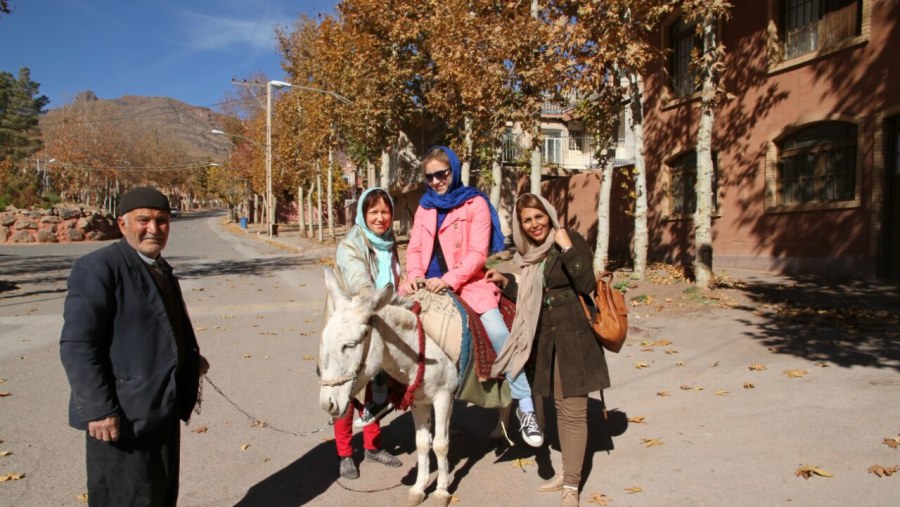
[776,122,857,205]
[779,0,861,61]
[542,129,562,165]
[667,150,718,216]
[668,15,700,98]
[568,131,590,153]
[502,127,519,164]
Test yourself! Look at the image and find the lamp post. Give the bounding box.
[266,80,293,237]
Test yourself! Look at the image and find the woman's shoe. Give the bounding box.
[364,448,402,467]
[339,457,359,480]
[560,485,579,507]
[537,473,565,492]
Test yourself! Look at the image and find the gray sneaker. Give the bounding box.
[516,407,544,447]
[339,456,359,479]
[364,448,402,467]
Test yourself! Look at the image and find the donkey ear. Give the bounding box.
[323,267,350,305]
[371,282,394,312]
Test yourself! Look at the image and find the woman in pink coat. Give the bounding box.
[404,145,543,447]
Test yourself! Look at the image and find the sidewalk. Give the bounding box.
[230,219,900,505]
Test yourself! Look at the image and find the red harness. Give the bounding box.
[397,302,426,411]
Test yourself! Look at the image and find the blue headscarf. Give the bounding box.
[418,145,506,254]
[355,187,396,289]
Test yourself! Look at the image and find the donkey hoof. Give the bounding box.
[432,490,452,507]
[407,490,426,506]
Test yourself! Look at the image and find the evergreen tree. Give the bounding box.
[0,67,49,162]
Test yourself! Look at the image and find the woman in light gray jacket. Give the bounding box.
[329,187,402,479]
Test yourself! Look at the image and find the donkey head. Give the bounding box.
[318,267,393,418]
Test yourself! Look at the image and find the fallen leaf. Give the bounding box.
[657,390,671,397]
[76,492,88,503]
[784,369,808,378]
[195,327,207,332]
[0,392,11,397]
[511,458,534,470]
[0,451,12,457]
[642,438,663,447]
[634,362,650,369]
[814,362,830,368]
[883,437,900,449]
[711,361,720,367]
[0,378,5,384]
[262,457,271,463]
[0,472,25,482]
[240,444,250,451]
[301,355,315,361]
[586,492,611,505]
[640,347,655,352]
[675,360,684,366]
[627,416,646,424]
[625,486,643,494]
[664,349,679,355]
[743,381,755,389]
[715,390,729,396]
[263,356,271,360]
[794,464,832,479]
[450,495,461,504]
[749,363,767,371]
[243,354,252,359]
[252,420,268,428]
[680,385,703,391]
[191,426,208,433]
[868,464,900,477]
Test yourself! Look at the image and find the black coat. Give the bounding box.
[59,241,201,438]
[503,230,610,398]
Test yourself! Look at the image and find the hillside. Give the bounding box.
[40,92,232,163]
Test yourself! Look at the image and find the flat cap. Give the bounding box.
[118,186,170,217]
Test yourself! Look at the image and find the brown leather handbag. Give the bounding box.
[578,271,629,353]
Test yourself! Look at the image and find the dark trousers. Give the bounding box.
[85,418,180,507]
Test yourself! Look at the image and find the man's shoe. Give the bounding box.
[352,401,394,429]
[516,407,544,447]
[560,485,579,507]
[537,473,565,492]
[364,448,402,467]
[339,457,359,480]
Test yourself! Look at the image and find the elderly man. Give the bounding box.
[60,187,209,507]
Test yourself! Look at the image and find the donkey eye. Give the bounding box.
[341,342,357,352]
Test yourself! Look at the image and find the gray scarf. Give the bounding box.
[491,194,560,379]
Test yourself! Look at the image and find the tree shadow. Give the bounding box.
[727,272,900,371]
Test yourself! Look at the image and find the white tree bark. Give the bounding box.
[628,70,649,279]
[307,182,314,238]
[594,143,615,274]
[316,161,323,242]
[380,148,390,189]
[328,148,335,239]
[694,13,719,288]
[462,117,473,186]
[298,185,306,238]
[490,147,502,210]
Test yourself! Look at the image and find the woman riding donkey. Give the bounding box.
[404,145,543,447]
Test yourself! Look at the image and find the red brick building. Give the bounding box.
[642,0,900,277]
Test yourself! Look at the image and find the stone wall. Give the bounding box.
[0,207,121,244]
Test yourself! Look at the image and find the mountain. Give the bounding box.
[40,92,231,163]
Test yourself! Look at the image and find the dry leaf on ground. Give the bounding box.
[868,465,899,477]
[301,355,315,360]
[243,354,252,359]
[252,420,267,428]
[0,451,12,457]
[0,472,25,482]
[627,416,646,424]
[749,363,767,371]
[511,458,534,470]
[715,390,729,396]
[634,362,650,369]
[0,378,5,384]
[240,444,250,451]
[0,392,11,397]
[883,437,900,449]
[625,486,643,494]
[657,390,671,397]
[586,492,611,505]
[642,438,663,448]
[743,381,755,389]
[675,360,684,366]
[795,464,832,479]
[680,385,703,391]
[76,492,88,502]
[449,495,461,504]
[784,369,808,378]
[191,426,208,433]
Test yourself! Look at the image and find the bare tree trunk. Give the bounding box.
[316,162,323,242]
[380,149,390,189]
[530,122,542,196]
[298,185,306,238]
[628,70,649,279]
[461,117,473,186]
[328,148,335,239]
[490,147,502,210]
[367,160,376,189]
[694,13,719,288]
[307,182,314,238]
[594,146,615,274]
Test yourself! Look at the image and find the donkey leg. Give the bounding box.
[430,390,454,506]
[407,403,432,507]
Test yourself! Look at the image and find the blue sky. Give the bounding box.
[0,0,337,111]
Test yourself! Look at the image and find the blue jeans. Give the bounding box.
[480,308,532,401]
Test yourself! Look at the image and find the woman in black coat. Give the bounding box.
[487,193,610,507]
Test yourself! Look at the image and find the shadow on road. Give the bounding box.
[727,274,900,372]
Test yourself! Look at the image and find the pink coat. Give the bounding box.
[405,196,500,314]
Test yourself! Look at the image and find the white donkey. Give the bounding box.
[318,267,459,506]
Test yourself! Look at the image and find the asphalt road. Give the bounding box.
[1,210,898,506]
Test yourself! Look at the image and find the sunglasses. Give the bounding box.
[424,168,452,182]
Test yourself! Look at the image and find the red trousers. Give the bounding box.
[333,399,382,458]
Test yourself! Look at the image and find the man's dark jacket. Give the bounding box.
[60,240,201,438]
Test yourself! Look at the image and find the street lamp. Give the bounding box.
[266,80,292,237]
